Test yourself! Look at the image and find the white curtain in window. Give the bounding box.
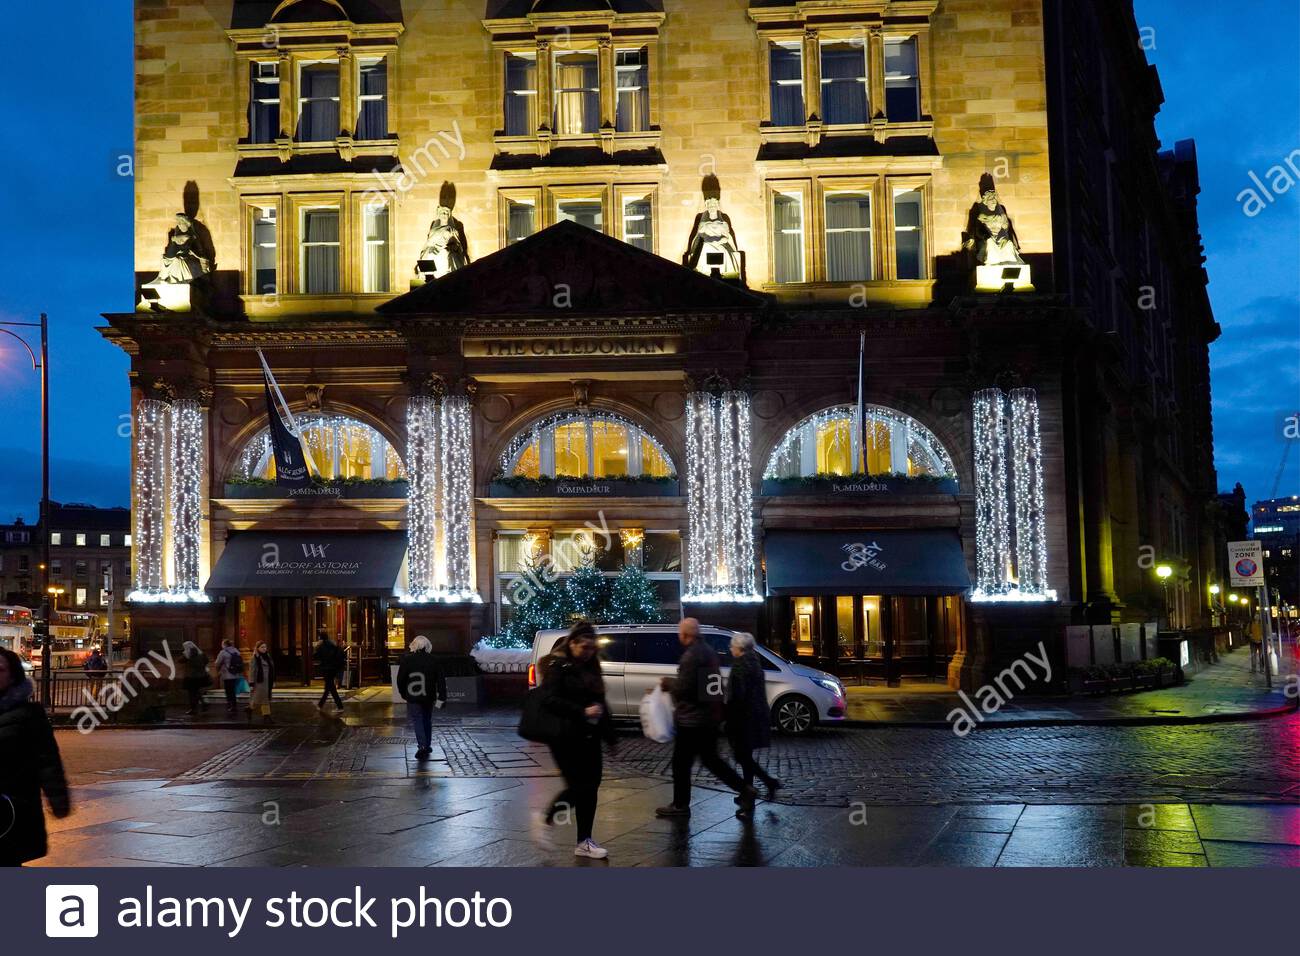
[826,193,872,281]
[298,64,339,141]
[303,209,340,294]
[554,54,599,134]
[773,193,804,283]
[364,206,389,293]
[616,48,649,132]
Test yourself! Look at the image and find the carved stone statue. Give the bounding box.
[964,174,1032,292]
[684,177,744,281]
[153,214,213,283]
[416,205,470,280]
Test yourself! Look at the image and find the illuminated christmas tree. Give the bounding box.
[607,565,663,624]
[501,559,574,647]
[565,562,609,622]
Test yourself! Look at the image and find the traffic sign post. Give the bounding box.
[1228,541,1272,684]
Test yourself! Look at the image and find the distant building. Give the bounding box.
[1253,496,1300,612]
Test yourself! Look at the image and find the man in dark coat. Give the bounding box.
[726,632,781,816]
[396,636,446,760]
[655,618,756,819]
[313,631,345,712]
[0,648,70,866]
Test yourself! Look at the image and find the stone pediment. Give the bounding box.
[231,0,403,28]
[380,220,765,317]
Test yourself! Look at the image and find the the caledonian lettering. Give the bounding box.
[469,336,676,358]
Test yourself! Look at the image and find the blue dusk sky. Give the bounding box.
[0,1,1295,525]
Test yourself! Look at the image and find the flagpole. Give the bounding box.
[256,348,317,476]
[855,330,866,473]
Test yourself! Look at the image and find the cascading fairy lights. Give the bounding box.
[764,404,956,479]
[405,395,439,601]
[971,387,1056,603]
[1010,388,1050,596]
[131,399,171,597]
[403,393,480,604]
[169,398,206,599]
[683,390,760,603]
[231,413,405,480]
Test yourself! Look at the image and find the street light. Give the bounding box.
[1208,584,1221,626]
[0,314,49,705]
[1156,564,1173,630]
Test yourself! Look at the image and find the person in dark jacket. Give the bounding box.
[396,636,446,760]
[313,631,345,711]
[726,632,781,817]
[541,621,617,860]
[83,647,109,700]
[655,618,756,819]
[249,642,275,724]
[214,639,244,714]
[0,647,70,866]
[180,641,210,715]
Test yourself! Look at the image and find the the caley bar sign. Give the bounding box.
[468,335,678,358]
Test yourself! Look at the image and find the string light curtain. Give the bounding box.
[169,398,205,596]
[405,394,478,602]
[972,387,1054,602]
[132,399,171,595]
[684,390,759,602]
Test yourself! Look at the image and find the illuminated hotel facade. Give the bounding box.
[102,0,1221,689]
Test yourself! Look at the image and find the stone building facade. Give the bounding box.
[102,0,1219,691]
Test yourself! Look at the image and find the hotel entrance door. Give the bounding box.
[234,595,403,686]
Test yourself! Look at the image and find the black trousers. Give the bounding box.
[548,736,603,843]
[729,735,778,791]
[672,725,747,809]
[185,680,206,712]
[319,674,343,707]
[223,679,239,709]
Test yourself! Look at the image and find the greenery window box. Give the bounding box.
[761,473,958,497]
[489,474,679,498]
[223,477,410,500]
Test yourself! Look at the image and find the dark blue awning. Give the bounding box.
[763,530,971,596]
[205,531,406,597]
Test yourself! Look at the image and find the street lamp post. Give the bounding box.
[0,314,49,705]
[1156,564,1173,631]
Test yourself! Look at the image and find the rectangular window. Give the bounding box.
[821,41,868,125]
[825,192,873,282]
[50,532,61,545]
[75,588,87,607]
[363,204,390,293]
[884,37,921,122]
[253,206,278,296]
[100,589,110,607]
[51,560,62,576]
[557,198,603,232]
[505,197,537,243]
[297,61,340,142]
[99,534,110,547]
[893,186,926,279]
[769,42,804,126]
[504,52,539,136]
[124,534,132,547]
[249,61,280,143]
[301,207,341,294]
[356,57,388,140]
[553,50,600,135]
[75,560,87,579]
[772,190,805,283]
[18,556,29,572]
[622,193,653,252]
[616,47,650,132]
[75,534,86,547]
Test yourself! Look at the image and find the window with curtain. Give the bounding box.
[234,413,405,482]
[772,191,805,283]
[558,198,603,231]
[301,208,340,294]
[507,198,536,243]
[616,47,650,132]
[764,405,955,480]
[249,61,280,143]
[893,187,925,279]
[363,204,389,293]
[504,413,676,479]
[253,207,277,296]
[816,418,852,475]
[553,422,590,477]
[820,41,868,125]
[884,37,921,122]
[622,195,653,252]
[825,192,872,282]
[356,57,388,140]
[769,42,804,126]
[553,50,600,135]
[297,61,340,142]
[504,52,538,136]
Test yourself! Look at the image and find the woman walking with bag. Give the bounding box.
[726,632,781,820]
[249,642,275,724]
[539,622,616,859]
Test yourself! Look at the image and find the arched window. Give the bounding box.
[500,411,676,479]
[231,413,405,481]
[764,404,955,480]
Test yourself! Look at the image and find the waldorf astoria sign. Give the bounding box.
[466,335,679,358]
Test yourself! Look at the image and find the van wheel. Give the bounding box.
[773,695,816,735]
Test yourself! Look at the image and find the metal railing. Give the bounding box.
[29,669,129,717]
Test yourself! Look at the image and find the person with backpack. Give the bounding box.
[313,631,345,712]
[180,641,210,715]
[214,639,245,715]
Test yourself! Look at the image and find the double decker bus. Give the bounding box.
[48,610,102,668]
[0,606,35,670]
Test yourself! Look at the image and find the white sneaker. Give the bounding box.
[574,839,608,860]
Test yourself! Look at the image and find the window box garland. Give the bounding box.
[222,477,410,500]
[761,473,958,497]
[489,473,679,498]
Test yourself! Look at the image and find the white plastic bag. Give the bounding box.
[640,686,675,743]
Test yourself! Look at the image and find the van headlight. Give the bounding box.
[813,677,842,696]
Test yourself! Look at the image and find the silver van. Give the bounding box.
[529,624,846,735]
